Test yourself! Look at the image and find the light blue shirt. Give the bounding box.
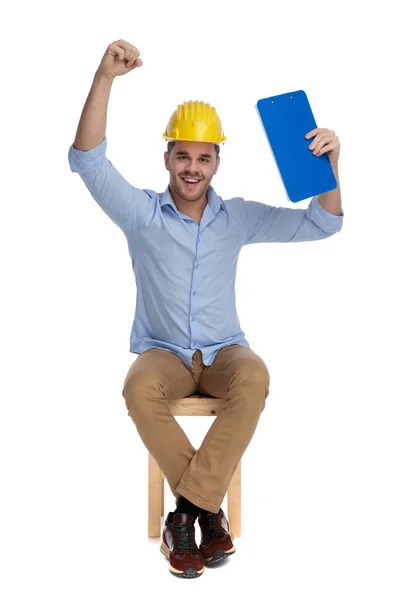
[68,135,343,367]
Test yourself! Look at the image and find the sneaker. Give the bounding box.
[160,512,205,578]
[198,508,236,565]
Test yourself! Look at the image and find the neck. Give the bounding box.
[169,185,208,222]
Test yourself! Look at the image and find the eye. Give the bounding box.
[200,158,209,163]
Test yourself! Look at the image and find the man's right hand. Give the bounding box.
[97,40,143,78]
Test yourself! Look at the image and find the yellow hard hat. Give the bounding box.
[163,100,226,144]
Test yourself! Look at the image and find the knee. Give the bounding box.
[252,363,270,389]
[237,361,270,390]
[235,362,270,408]
[253,365,270,407]
[122,372,152,414]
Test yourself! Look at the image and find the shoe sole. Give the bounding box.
[160,540,205,578]
[204,546,236,565]
[202,530,236,565]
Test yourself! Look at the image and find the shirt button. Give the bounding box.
[193,291,197,295]
[192,317,195,322]
[195,264,199,269]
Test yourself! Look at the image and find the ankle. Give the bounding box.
[174,496,203,520]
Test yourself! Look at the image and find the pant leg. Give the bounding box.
[122,348,199,499]
[175,344,270,513]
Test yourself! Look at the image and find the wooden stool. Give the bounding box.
[148,394,241,538]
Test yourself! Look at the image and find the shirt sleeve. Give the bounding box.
[68,135,153,236]
[243,195,344,245]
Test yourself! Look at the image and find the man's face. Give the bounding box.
[164,141,220,203]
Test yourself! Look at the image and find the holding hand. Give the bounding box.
[305,128,340,164]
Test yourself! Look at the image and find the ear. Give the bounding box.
[164,151,170,171]
[214,155,221,175]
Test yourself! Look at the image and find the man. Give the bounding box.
[68,40,343,579]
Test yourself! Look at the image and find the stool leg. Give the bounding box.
[228,460,241,538]
[160,472,165,517]
[148,452,162,537]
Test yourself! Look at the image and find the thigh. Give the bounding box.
[122,348,197,403]
[198,344,270,399]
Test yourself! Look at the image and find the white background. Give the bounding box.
[2,0,399,597]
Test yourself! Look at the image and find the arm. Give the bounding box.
[244,128,344,244]
[68,40,152,236]
[305,127,342,216]
[73,39,142,150]
[317,162,342,216]
[68,136,153,236]
[73,71,115,151]
[243,195,343,245]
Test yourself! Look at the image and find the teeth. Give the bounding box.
[183,178,200,183]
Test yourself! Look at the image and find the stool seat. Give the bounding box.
[148,394,241,537]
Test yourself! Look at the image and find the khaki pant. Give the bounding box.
[122,344,270,513]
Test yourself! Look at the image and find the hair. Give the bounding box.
[167,140,220,158]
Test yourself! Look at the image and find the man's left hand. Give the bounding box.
[305,128,340,165]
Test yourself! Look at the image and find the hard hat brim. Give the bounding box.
[163,134,226,144]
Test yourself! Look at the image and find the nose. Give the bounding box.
[182,163,200,176]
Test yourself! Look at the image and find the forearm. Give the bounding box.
[73,70,115,151]
[317,162,342,216]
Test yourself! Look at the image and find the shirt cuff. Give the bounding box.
[306,195,344,234]
[68,135,107,173]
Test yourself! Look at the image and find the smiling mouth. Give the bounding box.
[180,176,202,188]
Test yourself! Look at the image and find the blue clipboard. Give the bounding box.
[256,90,337,203]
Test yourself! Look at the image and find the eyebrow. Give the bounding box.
[175,151,213,158]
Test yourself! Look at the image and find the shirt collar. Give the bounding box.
[160,184,226,217]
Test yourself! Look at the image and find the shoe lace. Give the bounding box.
[173,524,196,551]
